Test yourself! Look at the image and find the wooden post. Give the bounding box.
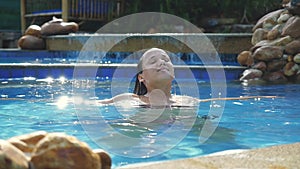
[20,0,26,33]
[62,0,69,21]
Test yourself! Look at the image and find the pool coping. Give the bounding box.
[0,63,246,80]
[117,142,300,169]
[0,63,246,69]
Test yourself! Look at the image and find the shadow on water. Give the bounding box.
[90,104,246,161]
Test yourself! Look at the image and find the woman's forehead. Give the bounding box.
[142,49,169,60]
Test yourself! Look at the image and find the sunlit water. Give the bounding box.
[0,78,300,168]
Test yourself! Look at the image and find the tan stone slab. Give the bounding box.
[119,142,300,169]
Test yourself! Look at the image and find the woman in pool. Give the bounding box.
[98,47,197,107]
[98,48,275,107]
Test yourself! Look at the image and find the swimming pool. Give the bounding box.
[1,77,299,168]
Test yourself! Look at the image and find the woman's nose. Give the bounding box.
[159,59,166,65]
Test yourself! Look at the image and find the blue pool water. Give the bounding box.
[0,77,300,168]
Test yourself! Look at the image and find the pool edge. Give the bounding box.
[116,142,300,169]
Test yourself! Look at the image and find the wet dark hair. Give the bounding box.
[133,57,147,95]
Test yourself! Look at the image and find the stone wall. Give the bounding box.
[238,0,300,83]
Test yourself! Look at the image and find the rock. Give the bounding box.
[294,53,300,63]
[252,61,267,72]
[267,59,287,72]
[285,40,300,55]
[283,62,299,76]
[18,35,45,50]
[8,131,47,153]
[41,17,79,36]
[287,55,294,62]
[252,40,272,48]
[30,132,101,169]
[270,35,293,46]
[283,54,294,62]
[94,149,112,169]
[286,1,300,15]
[267,25,282,40]
[253,36,293,48]
[7,139,29,154]
[277,13,291,23]
[253,9,286,31]
[237,51,253,66]
[282,16,300,38]
[252,28,268,45]
[282,0,290,7]
[24,25,42,38]
[263,71,288,82]
[240,69,263,81]
[294,73,300,83]
[253,46,283,61]
[0,139,29,169]
[262,18,278,30]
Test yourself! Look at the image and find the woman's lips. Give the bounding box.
[157,66,169,72]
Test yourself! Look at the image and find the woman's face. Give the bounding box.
[140,49,174,84]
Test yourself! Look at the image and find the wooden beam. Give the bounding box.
[62,0,68,21]
[20,0,26,33]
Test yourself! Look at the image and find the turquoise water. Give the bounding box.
[0,78,300,168]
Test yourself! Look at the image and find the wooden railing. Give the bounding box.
[20,0,124,32]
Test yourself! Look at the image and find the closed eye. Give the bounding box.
[162,55,170,62]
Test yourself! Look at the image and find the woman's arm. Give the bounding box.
[198,95,278,102]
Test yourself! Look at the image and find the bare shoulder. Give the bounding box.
[98,93,138,104]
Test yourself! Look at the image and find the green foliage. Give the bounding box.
[123,0,282,25]
[0,0,20,30]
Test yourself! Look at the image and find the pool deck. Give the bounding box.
[118,142,300,169]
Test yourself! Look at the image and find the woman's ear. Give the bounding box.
[138,74,144,82]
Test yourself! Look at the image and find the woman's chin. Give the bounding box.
[156,73,174,81]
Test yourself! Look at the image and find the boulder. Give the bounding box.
[41,17,79,36]
[94,149,112,169]
[282,16,300,38]
[252,28,268,45]
[252,61,267,72]
[30,132,101,169]
[267,24,282,40]
[269,35,293,46]
[0,139,29,169]
[253,9,286,31]
[253,36,293,49]
[294,73,300,83]
[293,53,300,63]
[267,59,287,72]
[253,46,283,61]
[286,1,300,15]
[240,69,263,81]
[282,0,290,7]
[277,13,291,23]
[24,25,42,38]
[18,35,45,50]
[8,131,47,153]
[237,51,253,66]
[263,71,288,82]
[285,40,300,55]
[283,62,299,76]
[7,139,29,154]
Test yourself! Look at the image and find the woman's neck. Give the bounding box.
[146,85,172,99]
